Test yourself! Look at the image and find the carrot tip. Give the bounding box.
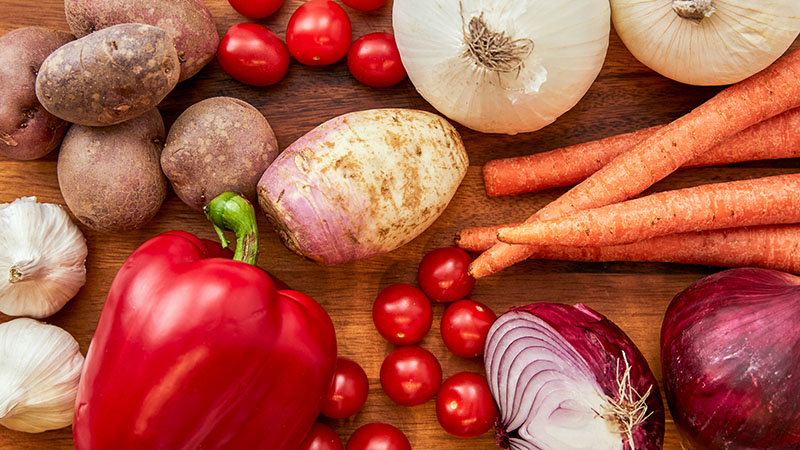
[496,227,518,244]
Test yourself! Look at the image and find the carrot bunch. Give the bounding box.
[463,47,800,277]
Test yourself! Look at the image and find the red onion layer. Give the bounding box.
[485,303,664,450]
[661,267,800,450]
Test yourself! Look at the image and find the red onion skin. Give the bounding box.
[509,303,665,450]
[661,268,800,450]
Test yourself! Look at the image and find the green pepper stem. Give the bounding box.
[204,192,259,265]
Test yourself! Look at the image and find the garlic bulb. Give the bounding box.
[611,0,800,86]
[392,0,610,135]
[0,318,84,433]
[0,197,88,318]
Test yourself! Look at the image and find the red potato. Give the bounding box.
[161,97,279,211]
[35,24,180,127]
[257,109,468,265]
[57,109,167,232]
[64,0,219,82]
[0,27,73,160]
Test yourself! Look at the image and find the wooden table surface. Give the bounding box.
[1,1,798,448]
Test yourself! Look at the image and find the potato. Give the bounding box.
[161,97,279,211]
[0,27,73,160]
[64,0,218,82]
[36,23,179,127]
[57,108,167,232]
[257,109,468,265]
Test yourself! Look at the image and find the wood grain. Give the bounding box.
[1,1,798,448]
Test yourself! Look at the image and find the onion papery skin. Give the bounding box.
[485,303,664,450]
[392,0,610,135]
[661,268,800,450]
[611,0,800,86]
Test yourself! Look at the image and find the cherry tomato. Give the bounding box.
[227,0,284,18]
[341,0,387,11]
[380,346,441,406]
[435,372,497,438]
[347,33,406,88]
[218,23,289,86]
[417,247,475,302]
[345,423,411,450]
[298,423,344,450]
[321,357,369,419]
[286,0,352,66]
[372,283,432,345]
[441,299,496,358]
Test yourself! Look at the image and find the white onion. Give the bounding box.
[611,0,800,86]
[392,0,610,135]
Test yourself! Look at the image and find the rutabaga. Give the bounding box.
[392,0,610,134]
[0,318,84,433]
[0,197,88,318]
[611,0,800,86]
[257,109,468,265]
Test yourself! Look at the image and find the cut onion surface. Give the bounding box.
[485,303,664,450]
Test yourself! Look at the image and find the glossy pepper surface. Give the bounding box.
[73,193,337,450]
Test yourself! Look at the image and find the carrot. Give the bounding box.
[483,126,659,196]
[464,225,800,274]
[483,108,800,197]
[457,224,513,252]
[469,47,800,279]
[497,173,800,247]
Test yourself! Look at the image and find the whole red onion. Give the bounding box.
[485,303,664,450]
[661,268,800,449]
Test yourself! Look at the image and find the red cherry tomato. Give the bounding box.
[436,372,497,438]
[417,247,475,302]
[218,23,289,86]
[298,423,344,450]
[321,357,369,419]
[347,32,406,88]
[372,284,432,345]
[286,0,352,66]
[227,0,284,18]
[345,423,411,450]
[441,299,496,358]
[341,0,387,11]
[380,346,441,406]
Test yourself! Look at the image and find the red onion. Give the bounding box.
[485,303,664,450]
[661,268,800,450]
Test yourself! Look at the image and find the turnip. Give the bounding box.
[257,109,468,265]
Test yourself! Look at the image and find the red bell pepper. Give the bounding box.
[73,193,337,450]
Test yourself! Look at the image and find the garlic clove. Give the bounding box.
[0,197,88,318]
[0,318,84,433]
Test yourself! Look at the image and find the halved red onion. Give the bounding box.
[661,268,800,450]
[485,303,664,450]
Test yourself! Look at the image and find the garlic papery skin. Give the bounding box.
[0,318,84,433]
[0,197,88,318]
[611,0,800,86]
[392,0,610,135]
